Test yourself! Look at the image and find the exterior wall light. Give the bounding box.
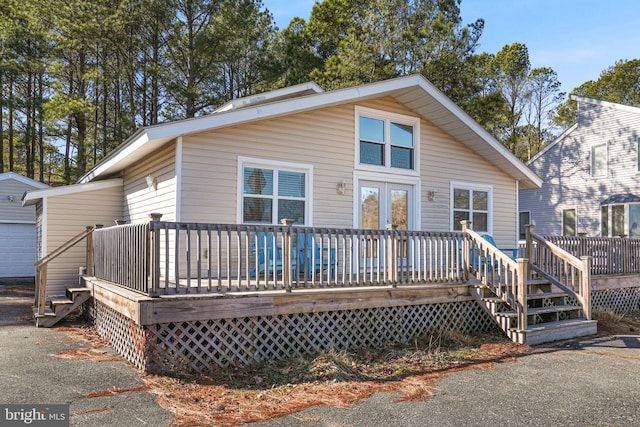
[337,179,347,195]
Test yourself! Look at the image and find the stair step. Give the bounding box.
[528,304,581,315]
[66,287,90,300]
[527,291,568,300]
[515,319,598,345]
[49,296,73,314]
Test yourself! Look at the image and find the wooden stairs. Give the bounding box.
[470,278,597,345]
[33,287,91,328]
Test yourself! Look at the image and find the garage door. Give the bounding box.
[0,223,37,277]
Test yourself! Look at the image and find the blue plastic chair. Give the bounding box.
[250,232,302,278]
[296,233,336,279]
[479,233,518,260]
[250,232,283,278]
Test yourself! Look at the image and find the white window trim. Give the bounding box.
[591,143,608,178]
[354,106,420,176]
[237,157,314,225]
[518,210,531,240]
[353,171,421,230]
[637,136,640,173]
[562,207,578,236]
[450,181,493,233]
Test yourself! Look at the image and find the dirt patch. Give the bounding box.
[53,325,125,362]
[140,332,529,426]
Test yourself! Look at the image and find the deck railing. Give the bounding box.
[91,216,467,296]
[544,235,640,276]
[461,221,530,330]
[525,225,591,320]
[92,223,150,293]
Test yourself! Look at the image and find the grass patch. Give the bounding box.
[594,309,640,335]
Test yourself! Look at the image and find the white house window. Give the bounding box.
[357,107,418,172]
[637,137,640,172]
[601,205,609,237]
[600,199,640,237]
[519,211,530,240]
[591,143,607,177]
[452,184,491,232]
[240,159,311,225]
[562,208,576,236]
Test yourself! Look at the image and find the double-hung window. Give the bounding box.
[591,143,607,178]
[240,158,311,225]
[451,183,491,232]
[562,208,576,236]
[357,107,418,172]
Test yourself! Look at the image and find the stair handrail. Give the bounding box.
[34,225,101,316]
[461,221,529,330]
[525,224,592,320]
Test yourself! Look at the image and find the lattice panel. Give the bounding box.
[90,300,148,370]
[592,287,640,314]
[141,301,496,374]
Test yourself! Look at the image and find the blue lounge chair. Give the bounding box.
[296,233,336,279]
[250,231,302,279]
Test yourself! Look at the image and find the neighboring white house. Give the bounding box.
[24,75,542,296]
[0,172,49,277]
[519,97,640,238]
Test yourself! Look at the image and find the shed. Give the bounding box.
[0,172,49,277]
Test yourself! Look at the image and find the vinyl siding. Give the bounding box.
[520,100,640,237]
[180,96,519,248]
[0,178,39,223]
[44,186,123,296]
[123,140,177,223]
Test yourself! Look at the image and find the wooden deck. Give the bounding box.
[85,276,475,325]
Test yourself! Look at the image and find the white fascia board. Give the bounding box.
[0,172,49,189]
[23,178,123,206]
[78,74,542,188]
[527,124,578,165]
[572,95,640,114]
[78,131,150,183]
[413,77,544,188]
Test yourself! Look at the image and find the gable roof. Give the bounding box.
[527,96,640,166]
[527,123,578,165]
[0,172,49,189]
[22,179,122,206]
[78,74,542,189]
[573,96,640,114]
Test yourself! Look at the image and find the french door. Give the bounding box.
[359,181,414,230]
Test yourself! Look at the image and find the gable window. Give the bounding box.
[357,107,419,172]
[519,211,531,240]
[562,208,576,236]
[591,143,607,177]
[240,159,311,225]
[451,183,491,233]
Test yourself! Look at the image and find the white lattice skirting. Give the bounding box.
[592,287,640,314]
[90,300,496,374]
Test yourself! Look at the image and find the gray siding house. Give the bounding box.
[519,97,640,238]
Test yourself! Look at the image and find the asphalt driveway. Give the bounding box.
[0,278,173,427]
[2,277,639,427]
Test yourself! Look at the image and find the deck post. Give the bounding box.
[281,219,294,292]
[525,224,535,280]
[149,213,163,297]
[386,224,398,286]
[460,221,471,277]
[516,258,528,331]
[581,256,592,320]
[85,224,102,276]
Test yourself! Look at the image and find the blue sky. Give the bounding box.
[265,0,640,95]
